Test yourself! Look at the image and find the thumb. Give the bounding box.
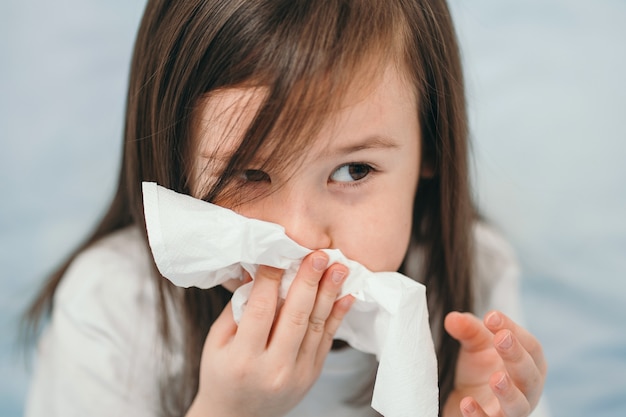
[206,301,238,348]
[444,311,493,353]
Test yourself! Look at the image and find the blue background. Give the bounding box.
[2,1,625,416]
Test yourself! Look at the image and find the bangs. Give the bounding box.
[189,0,413,204]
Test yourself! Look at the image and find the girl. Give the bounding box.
[25,1,547,416]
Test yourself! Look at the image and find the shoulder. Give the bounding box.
[471,222,522,319]
[26,227,172,416]
[51,225,169,366]
[472,221,519,287]
[55,226,154,307]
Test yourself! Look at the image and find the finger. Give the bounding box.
[490,371,531,417]
[221,271,252,293]
[297,263,349,361]
[206,301,238,348]
[458,397,489,417]
[235,265,283,352]
[493,329,545,407]
[268,252,329,360]
[485,311,548,376]
[314,294,355,368]
[444,311,494,353]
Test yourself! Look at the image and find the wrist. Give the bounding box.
[185,395,221,417]
[186,393,245,417]
[185,396,205,417]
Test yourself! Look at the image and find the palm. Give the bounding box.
[445,338,503,416]
[442,311,547,417]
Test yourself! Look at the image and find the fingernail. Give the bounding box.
[462,399,476,414]
[312,255,327,272]
[495,373,508,391]
[498,331,513,350]
[331,269,346,284]
[486,311,502,328]
[339,295,356,309]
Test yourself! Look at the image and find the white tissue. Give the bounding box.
[142,182,438,417]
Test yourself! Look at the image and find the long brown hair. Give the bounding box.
[26,0,473,413]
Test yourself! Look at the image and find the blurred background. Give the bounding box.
[1,0,624,416]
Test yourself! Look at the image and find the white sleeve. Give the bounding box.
[472,223,523,321]
[472,224,551,417]
[25,230,176,417]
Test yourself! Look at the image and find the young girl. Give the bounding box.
[25,1,547,416]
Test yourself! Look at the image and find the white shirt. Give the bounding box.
[25,224,549,417]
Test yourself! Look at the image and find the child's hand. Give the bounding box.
[186,251,354,417]
[442,311,547,417]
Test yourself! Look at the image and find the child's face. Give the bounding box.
[191,66,422,276]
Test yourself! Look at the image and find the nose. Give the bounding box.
[260,188,332,250]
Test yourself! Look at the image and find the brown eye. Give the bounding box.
[330,163,372,182]
[348,164,371,180]
[241,169,271,183]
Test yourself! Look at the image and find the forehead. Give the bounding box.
[192,64,417,159]
[192,87,264,158]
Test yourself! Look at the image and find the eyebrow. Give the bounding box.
[201,135,400,163]
[322,135,400,157]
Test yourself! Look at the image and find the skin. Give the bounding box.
[185,66,547,417]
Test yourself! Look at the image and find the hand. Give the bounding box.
[442,311,547,417]
[186,251,354,417]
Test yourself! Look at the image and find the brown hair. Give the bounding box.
[26,0,473,414]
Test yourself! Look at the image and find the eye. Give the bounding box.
[329,163,373,183]
[240,169,271,183]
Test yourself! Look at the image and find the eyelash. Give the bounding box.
[329,162,378,188]
[236,163,378,189]
[239,169,270,183]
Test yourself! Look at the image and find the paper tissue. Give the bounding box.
[142,182,438,417]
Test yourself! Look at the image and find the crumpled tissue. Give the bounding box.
[142,181,438,417]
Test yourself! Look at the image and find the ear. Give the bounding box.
[419,157,436,178]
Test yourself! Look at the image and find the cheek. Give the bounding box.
[339,203,413,273]
[375,210,413,271]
